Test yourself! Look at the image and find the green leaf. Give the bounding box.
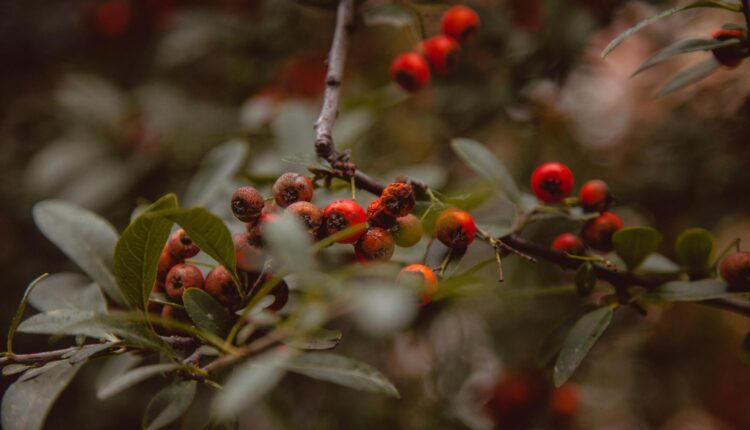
[214,346,295,418]
[87,315,175,356]
[675,227,716,271]
[554,307,614,387]
[285,352,400,398]
[537,307,597,368]
[476,223,514,239]
[7,274,48,354]
[575,263,596,297]
[601,0,743,57]
[451,138,521,205]
[1,360,85,430]
[143,380,197,430]
[32,200,122,304]
[612,227,663,270]
[184,140,248,207]
[95,353,143,393]
[27,272,107,314]
[634,253,683,282]
[656,58,721,97]
[644,279,734,301]
[114,194,178,310]
[97,363,182,400]
[16,309,112,340]
[183,288,231,338]
[264,212,314,273]
[632,38,741,76]
[283,329,343,351]
[151,207,240,288]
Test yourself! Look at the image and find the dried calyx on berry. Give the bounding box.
[322,199,367,244]
[272,172,314,208]
[366,198,397,229]
[579,179,612,213]
[164,263,204,300]
[711,25,747,68]
[720,251,750,291]
[531,162,574,204]
[435,208,476,249]
[231,186,265,222]
[381,182,416,218]
[354,227,395,263]
[166,228,200,259]
[390,52,431,92]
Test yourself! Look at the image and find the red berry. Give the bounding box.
[366,198,397,229]
[579,179,611,212]
[530,162,574,204]
[581,211,623,252]
[92,0,132,39]
[482,372,545,428]
[157,249,181,282]
[390,52,431,93]
[441,5,481,43]
[166,228,200,259]
[322,199,367,244]
[712,27,746,68]
[551,233,585,255]
[397,264,438,304]
[380,182,416,218]
[165,263,204,300]
[435,208,476,249]
[393,214,423,248]
[233,232,264,272]
[354,227,395,263]
[205,266,241,309]
[272,172,314,208]
[231,186,265,222]
[720,251,750,291]
[285,201,323,235]
[550,384,581,419]
[419,35,461,75]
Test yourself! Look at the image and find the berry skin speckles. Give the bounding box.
[272,172,314,208]
[322,199,367,244]
[164,263,204,300]
[204,266,241,310]
[354,227,395,263]
[166,228,200,259]
[531,162,574,204]
[390,52,431,93]
[435,208,476,249]
[231,186,265,222]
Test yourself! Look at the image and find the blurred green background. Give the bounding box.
[2,0,750,428]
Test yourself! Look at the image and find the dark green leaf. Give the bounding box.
[151,207,240,287]
[451,138,521,204]
[214,346,295,418]
[632,38,740,76]
[283,329,343,351]
[286,352,400,398]
[675,227,716,271]
[143,380,197,430]
[554,307,614,387]
[7,274,48,354]
[114,194,178,310]
[537,307,597,368]
[183,288,231,338]
[602,0,742,57]
[32,200,122,304]
[612,227,663,270]
[97,363,182,400]
[17,309,112,340]
[1,359,84,430]
[656,58,721,97]
[575,263,596,297]
[28,273,107,314]
[644,279,734,301]
[184,140,248,207]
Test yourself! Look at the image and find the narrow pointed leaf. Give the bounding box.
[656,58,721,97]
[114,194,178,310]
[1,360,85,430]
[32,200,122,304]
[7,274,48,353]
[602,0,742,57]
[97,363,182,400]
[612,227,663,270]
[451,138,521,204]
[632,38,740,76]
[183,288,231,337]
[143,380,197,430]
[282,329,343,351]
[644,279,734,301]
[554,307,614,387]
[285,352,400,398]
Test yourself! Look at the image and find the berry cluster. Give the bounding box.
[529,162,622,254]
[390,5,480,93]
